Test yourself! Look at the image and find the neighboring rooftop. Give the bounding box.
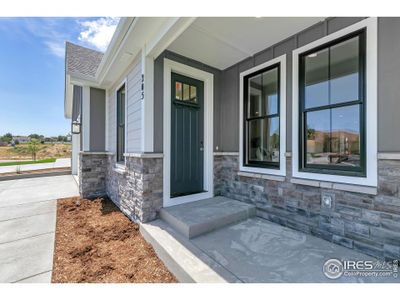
[65,42,104,79]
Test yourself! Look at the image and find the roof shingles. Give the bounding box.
[65,42,104,79]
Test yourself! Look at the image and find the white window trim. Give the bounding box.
[239,54,287,177]
[115,78,127,165]
[292,17,378,187]
[163,58,214,207]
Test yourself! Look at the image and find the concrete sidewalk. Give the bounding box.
[0,158,71,174]
[0,175,79,283]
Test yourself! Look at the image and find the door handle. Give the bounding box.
[200,141,204,151]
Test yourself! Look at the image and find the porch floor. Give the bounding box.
[142,198,400,283]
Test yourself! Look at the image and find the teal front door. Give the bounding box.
[171,72,204,198]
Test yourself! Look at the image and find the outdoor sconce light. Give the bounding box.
[71,120,81,134]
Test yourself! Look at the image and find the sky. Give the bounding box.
[0,17,119,137]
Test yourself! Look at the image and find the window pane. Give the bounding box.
[330,37,359,104]
[117,87,125,126]
[248,117,279,163]
[248,67,279,117]
[306,105,360,167]
[116,85,126,162]
[183,84,190,101]
[175,82,182,100]
[304,48,329,109]
[306,109,331,165]
[331,105,360,167]
[248,74,262,117]
[262,68,278,115]
[190,85,197,102]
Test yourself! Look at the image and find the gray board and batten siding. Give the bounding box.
[153,17,400,153]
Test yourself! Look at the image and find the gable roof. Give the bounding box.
[65,41,104,79]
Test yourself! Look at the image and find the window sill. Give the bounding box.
[124,152,163,158]
[239,165,286,178]
[238,171,285,182]
[113,163,127,175]
[213,152,239,156]
[79,151,113,155]
[290,178,377,195]
[378,152,400,160]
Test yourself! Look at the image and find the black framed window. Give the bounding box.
[299,29,366,176]
[243,63,280,169]
[116,84,125,163]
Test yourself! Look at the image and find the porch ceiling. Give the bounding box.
[167,17,326,70]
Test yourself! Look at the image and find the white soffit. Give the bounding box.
[168,17,326,70]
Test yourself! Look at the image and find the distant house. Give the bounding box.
[12,136,30,144]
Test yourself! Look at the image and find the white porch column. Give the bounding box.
[71,133,80,175]
[82,86,91,151]
[141,47,154,152]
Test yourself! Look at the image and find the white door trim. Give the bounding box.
[163,58,214,207]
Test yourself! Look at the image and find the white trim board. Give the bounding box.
[141,49,154,152]
[163,58,214,207]
[292,17,378,187]
[239,54,287,177]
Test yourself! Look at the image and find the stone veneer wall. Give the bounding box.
[79,153,108,198]
[105,155,163,223]
[214,154,400,261]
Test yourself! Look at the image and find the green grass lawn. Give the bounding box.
[0,158,56,167]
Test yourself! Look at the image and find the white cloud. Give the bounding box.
[45,41,65,58]
[78,17,119,52]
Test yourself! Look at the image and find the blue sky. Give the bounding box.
[0,17,118,137]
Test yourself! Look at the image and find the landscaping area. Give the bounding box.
[0,158,56,167]
[0,143,71,162]
[52,197,177,283]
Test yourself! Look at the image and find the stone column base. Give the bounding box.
[78,152,108,198]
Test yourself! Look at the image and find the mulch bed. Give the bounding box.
[52,197,177,283]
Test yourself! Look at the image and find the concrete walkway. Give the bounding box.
[0,158,71,174]
[0,175,79,283]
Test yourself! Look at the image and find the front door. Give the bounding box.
[171,72,204,198]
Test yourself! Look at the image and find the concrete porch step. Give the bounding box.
[159,196,256,239]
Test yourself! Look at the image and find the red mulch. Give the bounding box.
[52,197,177,283]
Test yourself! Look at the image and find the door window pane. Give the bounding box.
[175,82,182,100]
[304,48,329,109]
[190,85,197,102]
[183,84,190,101]
[330,37,359,104]
[248,117,279,163]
